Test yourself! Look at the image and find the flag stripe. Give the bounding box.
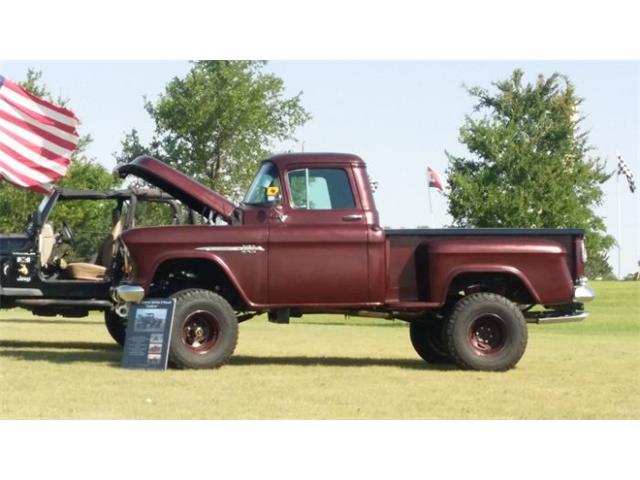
[0,148,56,184]
[1,79,78,125]
[0,128,70,168]
[0,155,52,191]
[0,125,71,168]
[0,119,74,160]
[0,93,78,136]
[0,141,67,177]
[0,110,77,153]
[0,164,28,187]
[0,75,78,192]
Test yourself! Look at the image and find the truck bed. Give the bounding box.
[384,228,583,305]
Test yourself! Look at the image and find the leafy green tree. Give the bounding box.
[115,61,310,200]
[0,70,120,261]
[446,70,614,277]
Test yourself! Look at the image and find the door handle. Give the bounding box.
[342,214,363,222]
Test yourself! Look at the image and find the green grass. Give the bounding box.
[1,281,638,419]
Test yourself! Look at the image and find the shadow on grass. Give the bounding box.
[0,348,121,365]
[0,318,98,325]
[0,339,121,366]
[0,339,454,371]
[0,339,120,351]
[229,355,454,370]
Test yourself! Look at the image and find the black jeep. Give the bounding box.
[0,187,195,345]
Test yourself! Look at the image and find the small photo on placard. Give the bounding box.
[122,299,175,370]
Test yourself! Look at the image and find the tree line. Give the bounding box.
[0,63,615,277]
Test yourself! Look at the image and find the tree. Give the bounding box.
[446,70,615,277]
[115,61,310,200]
[0,70,120,260]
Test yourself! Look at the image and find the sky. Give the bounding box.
[1,61,638,276]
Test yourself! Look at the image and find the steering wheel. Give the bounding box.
[61,221,74,244]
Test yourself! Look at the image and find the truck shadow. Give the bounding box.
[0,340,455,371]
[229,355,455,371]
[0,318,98,325]
[0,339,121,366]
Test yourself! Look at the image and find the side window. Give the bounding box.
[288,168,356,210]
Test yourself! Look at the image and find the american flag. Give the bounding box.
[617,155,636,193]
[0,74,79,193]
[427,166,444,191]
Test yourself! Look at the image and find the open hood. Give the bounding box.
[117,156,236,222]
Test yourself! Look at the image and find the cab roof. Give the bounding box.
[264,152,366,169]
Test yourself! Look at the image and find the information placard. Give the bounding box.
[122,299,175,370]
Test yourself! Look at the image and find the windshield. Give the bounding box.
[243,162,281,205]
[37,194,51,218]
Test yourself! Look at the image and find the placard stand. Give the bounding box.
[122,299,175,370]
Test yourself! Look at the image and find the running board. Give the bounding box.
[14,299,112,309]
[525,311,589,324]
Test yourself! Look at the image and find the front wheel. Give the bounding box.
[105,310,127,347]
[169,289,238,369]
[445,293,528,371]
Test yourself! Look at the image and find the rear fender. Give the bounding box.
[443,265,540,304]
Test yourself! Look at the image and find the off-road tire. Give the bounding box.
[168,289,238,369]
[105,310,127,347]
[445,292,528,371]
[409,319,452,364]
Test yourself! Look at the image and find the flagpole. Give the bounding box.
[428,183,433,227]
[617,156,622,280]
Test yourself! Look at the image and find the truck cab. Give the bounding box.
[241,153,380,306]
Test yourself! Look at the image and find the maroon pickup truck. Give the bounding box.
[113,153,594,371]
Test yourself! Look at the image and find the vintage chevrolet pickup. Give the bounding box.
[110,153,594,371]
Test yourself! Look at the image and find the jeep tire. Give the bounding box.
[105,310,127,347]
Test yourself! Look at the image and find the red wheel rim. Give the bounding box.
[468,313,506,356]
[181,310,220,354]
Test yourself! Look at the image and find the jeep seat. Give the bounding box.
[38,223,56,264]
[65,262,107,281]
[65,213,123,281]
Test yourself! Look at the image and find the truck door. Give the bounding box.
[268,166,369,305]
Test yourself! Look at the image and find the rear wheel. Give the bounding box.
[445,292,528,371]
[169,289,238,369]
[105,310,127,347]
[409,319,451,364]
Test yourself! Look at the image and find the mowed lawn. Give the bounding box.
[0,281,638,419]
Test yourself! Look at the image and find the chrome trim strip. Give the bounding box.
[0,287,44,296]
[196,245,266,254]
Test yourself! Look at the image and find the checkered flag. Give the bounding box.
[617,155,636,193]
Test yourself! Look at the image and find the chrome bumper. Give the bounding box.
[113,285,145,303]
[526,311,589,324]
[573,281,595,303]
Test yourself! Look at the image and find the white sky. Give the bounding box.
[0,61,637,276]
